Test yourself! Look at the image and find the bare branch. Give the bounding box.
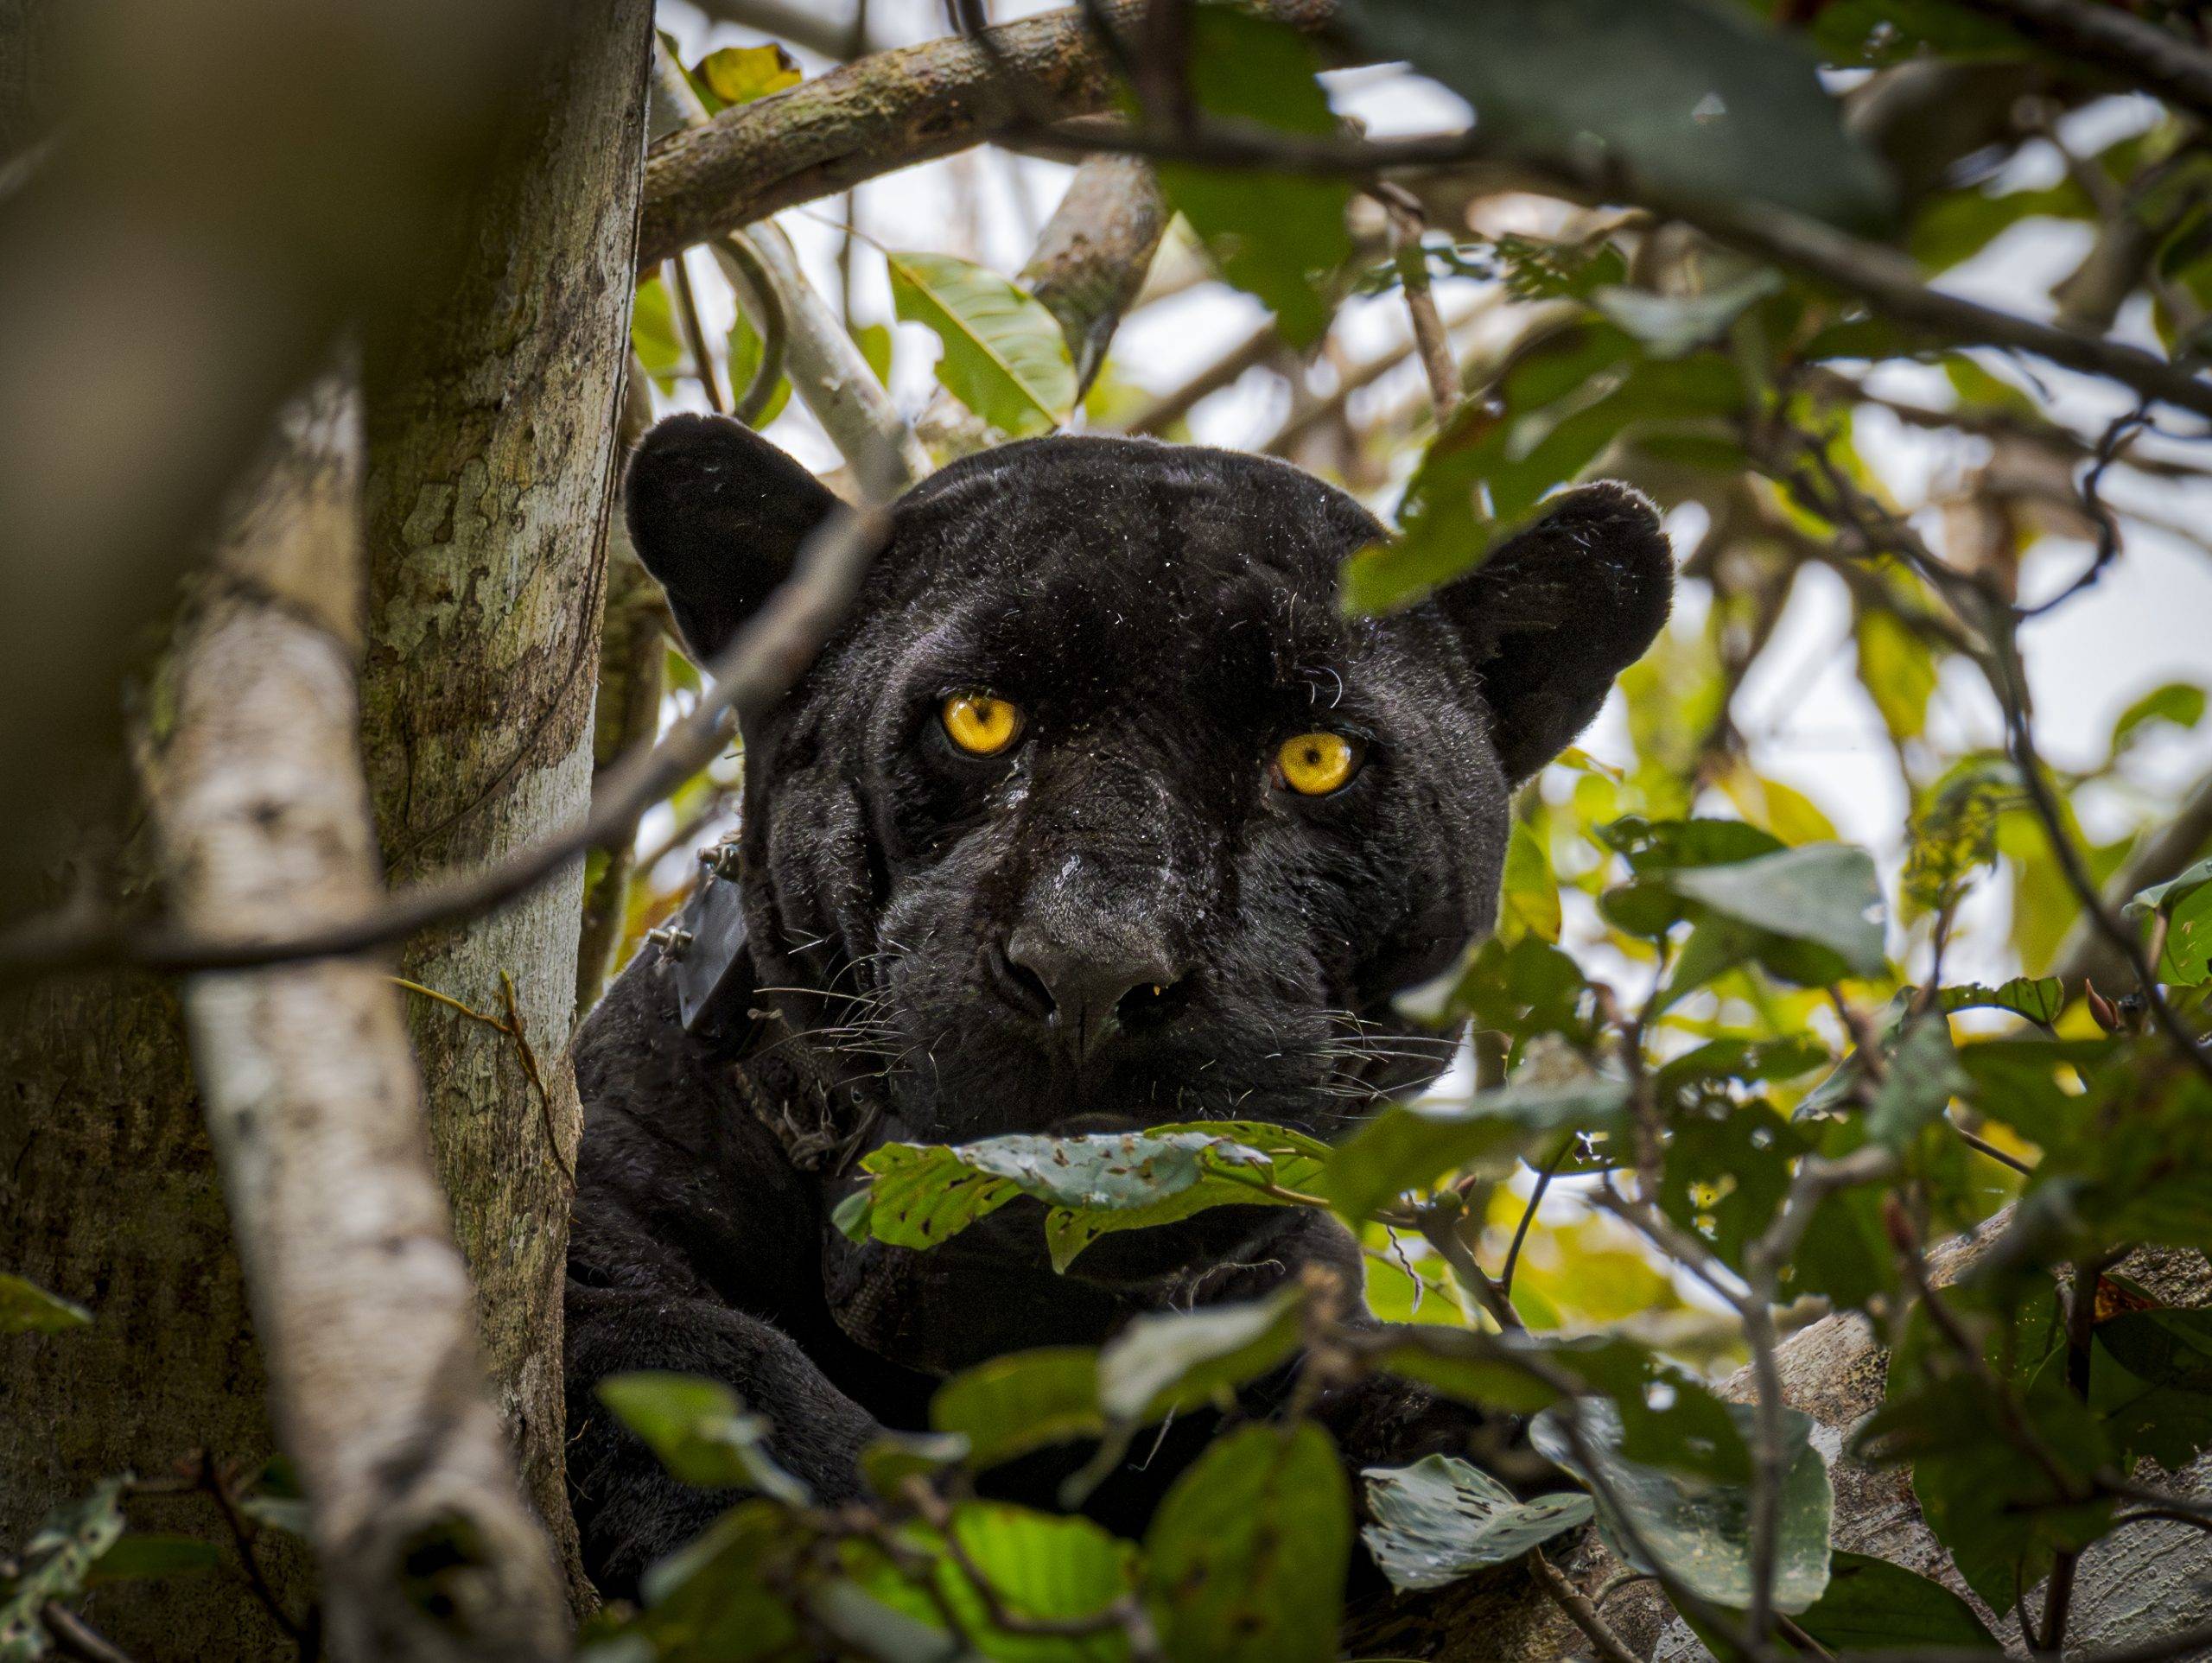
[1020,153,1169,394]
[1957,0,2212,130]
[1030,117,2212,423]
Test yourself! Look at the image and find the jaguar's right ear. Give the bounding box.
[624,412,840,661]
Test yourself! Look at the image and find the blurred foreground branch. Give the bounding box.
[144,372,565,1661]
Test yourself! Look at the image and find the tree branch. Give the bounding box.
[1020,152,1168,395]
[1957,0,2212,130]
[145,370,566,1660]
[635,0,1342,267]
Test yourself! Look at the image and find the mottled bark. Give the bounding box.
[149,372,565,1663]
[1341,1227,2212,1660]
[357,0,653,1602]
[0,968,304,1660]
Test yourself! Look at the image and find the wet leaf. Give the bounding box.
[1361,1456,1592,1591]
[1531,1398,1832,1613]
[836,1122,1330,1272]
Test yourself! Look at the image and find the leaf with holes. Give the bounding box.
[836,1123,1332,1272]
[1361,1456,1592,1591]
[888,250,1074,439]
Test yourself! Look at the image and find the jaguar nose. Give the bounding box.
[998,924,1185,1061]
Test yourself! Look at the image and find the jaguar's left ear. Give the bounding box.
[1433,482,1674,784]
[624,412,840,662]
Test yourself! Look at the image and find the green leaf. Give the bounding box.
[0,1477,127,1660]
[1321,1078,1629,1225]
[688,41,799,115]
[1665,843,1889,982]
[1789,1550,2002,1652]
[1531,1398,1833,1613]
[838,1122,1331,1272]
[1141,1422,1349,1663]
[2126,855,2212,987]
[1341,0,1894,230]
[2111,682,2207,755]
[615,1498,807,1661]
[931,1503,1136,1663]
[1497,819,1561,945]
[595,1373,810,1504]
[1854,606,1939,743]
[1661,1101,1803,1269]
[2092,1308,2212,1471]
[1153,10,1351,346]
[0,1273,90,1336]
[1342,327,1744,614]
[1361,1456,1593,1591]
[1871,1368,2113,1612]
[851,321,894,386]
[84,1534,223,1585]
[1599,816,1788,938]
[631,275,683,392]
[1865,1018,1967,1153]
[932,1348,1105,1469]
[1937,977,2064,1028]
[887,249,1075,438]
[1591,270,1781,358]
[1096,1288,1304,1424]
[857,1429,972,1501]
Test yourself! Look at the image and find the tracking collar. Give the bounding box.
[652,838,759,1046]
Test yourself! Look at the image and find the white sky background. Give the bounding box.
[653,0,2212,993]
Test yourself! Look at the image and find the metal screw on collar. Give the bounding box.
[646,924,696,960]
[696,843,743,879]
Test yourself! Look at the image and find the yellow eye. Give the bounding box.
[941,692,1022,756]
[1274,732,1360,796]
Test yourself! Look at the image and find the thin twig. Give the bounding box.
[1526,1547,1642,1663]
[666,253,726,413]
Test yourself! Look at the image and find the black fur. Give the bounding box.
[569,418,1672,1592]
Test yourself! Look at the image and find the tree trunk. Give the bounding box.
[356,0,652,1602]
